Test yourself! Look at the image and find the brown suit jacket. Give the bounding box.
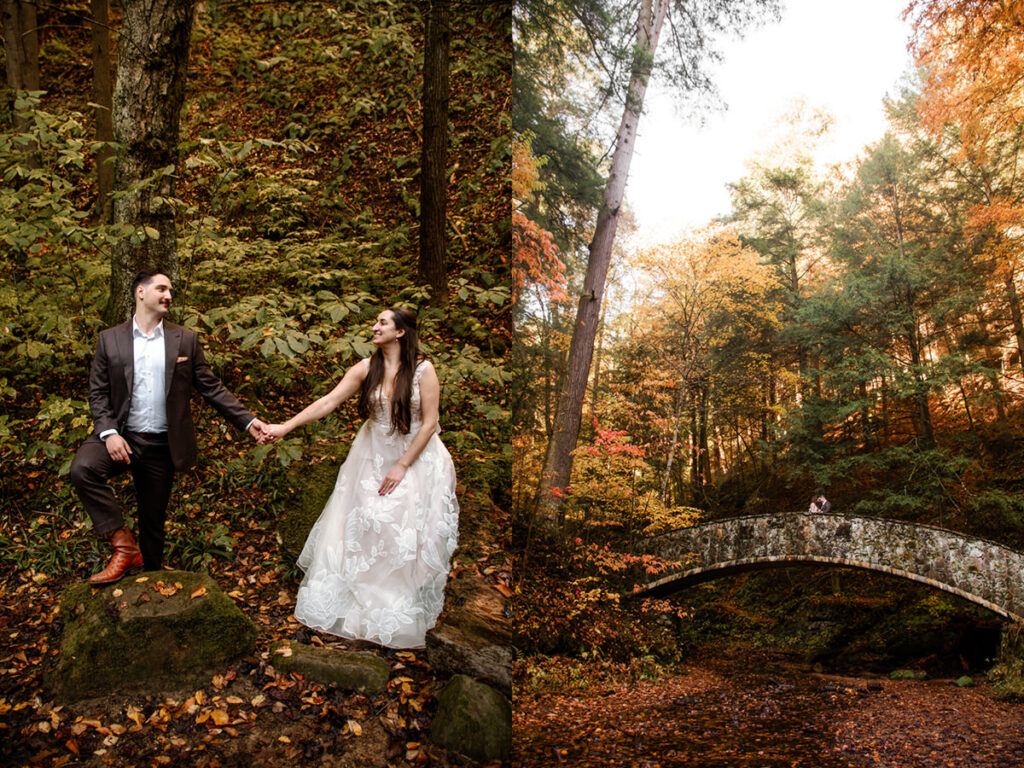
[88,321,255,471]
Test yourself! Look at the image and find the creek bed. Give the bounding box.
[514,650,1024,767]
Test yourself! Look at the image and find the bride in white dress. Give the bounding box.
[262,308,459,648]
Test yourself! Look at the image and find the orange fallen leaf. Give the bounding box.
[210,709,230,726]
[190,585,207,599]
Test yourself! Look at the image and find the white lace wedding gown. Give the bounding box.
[294,359,459,648]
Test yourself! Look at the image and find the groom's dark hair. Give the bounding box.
[130,268,168,296]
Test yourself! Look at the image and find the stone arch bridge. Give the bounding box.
[634,512,1024,622]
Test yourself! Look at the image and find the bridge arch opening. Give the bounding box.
[638,555,1014,620]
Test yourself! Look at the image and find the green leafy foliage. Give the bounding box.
[0,0,510,578]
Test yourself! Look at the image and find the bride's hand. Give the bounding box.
[261,423,289,443]
[378,464,407,495]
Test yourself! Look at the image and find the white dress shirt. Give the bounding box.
[100,318,168,439]
[99,318,256,441]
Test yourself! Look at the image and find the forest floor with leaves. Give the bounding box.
[0,492,511,768]
[514,647,1024,767]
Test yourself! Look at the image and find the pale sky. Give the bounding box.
[626,0,916,242]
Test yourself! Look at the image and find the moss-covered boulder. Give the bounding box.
[991,621,1024,699]
[276,460,341,560]
[48,570,256,699]
[430,674,511,763]
[270,640,390,693]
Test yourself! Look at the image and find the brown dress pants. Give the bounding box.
[69,432,175,571]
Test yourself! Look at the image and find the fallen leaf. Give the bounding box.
[210,709,230,726]
[190,585,207,599]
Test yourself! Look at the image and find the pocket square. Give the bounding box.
[176,356,189,363]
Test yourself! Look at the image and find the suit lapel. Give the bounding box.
[164,323,182,397]
[115,321,134,393]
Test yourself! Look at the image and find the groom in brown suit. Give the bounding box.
[70,269,266,585]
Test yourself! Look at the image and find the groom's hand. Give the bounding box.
[249,419,269,443]
[105,434,132,464]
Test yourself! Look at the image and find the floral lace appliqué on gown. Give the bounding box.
[294,359,459,648]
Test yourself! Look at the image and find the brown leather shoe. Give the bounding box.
[89,527,144,586]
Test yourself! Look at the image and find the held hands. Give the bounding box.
[378,463,407,496]
[250,421,288,445]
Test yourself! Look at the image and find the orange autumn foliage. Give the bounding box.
[512,136,568,303]
[907,0,1024,162]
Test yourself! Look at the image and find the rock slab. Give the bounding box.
[426,567,513,696]
[271,641,390,694]
[430,674,511,764]
[49,570,256,699]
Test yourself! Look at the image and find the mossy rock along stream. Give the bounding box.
[48,571,256,699]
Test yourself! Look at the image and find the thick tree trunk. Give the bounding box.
[19,0,36,90]
[91,0,115,222]
[104,0,196,325]
[536,0,670,527]
[2,0,39,130]
[419,0,450,305]
[590,303,606,420]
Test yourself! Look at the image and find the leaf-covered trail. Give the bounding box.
[0,535,511,768]
[514,649,1024,767]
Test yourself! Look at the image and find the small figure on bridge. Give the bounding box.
[809,490,831,514]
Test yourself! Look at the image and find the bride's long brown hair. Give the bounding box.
[357,307,424,434]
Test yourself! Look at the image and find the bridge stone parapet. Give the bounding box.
[636,512,1024,622]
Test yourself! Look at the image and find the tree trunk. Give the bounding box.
[3,0,39,131]
[890,181,934,448]
[697,384,711,507]
[880,373,890,445]
[536,0,670,527]
[859,379,873,449]
[903,307,935,447]
[1005,267,1024,375]
[103,0,196,325]
[590,302,606,420]
[660,383,687,504]
[688,394,702,504]
[19,0,37,90]
[418,0,450,305]
[91,0,115,222]
[711,422,724,480]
